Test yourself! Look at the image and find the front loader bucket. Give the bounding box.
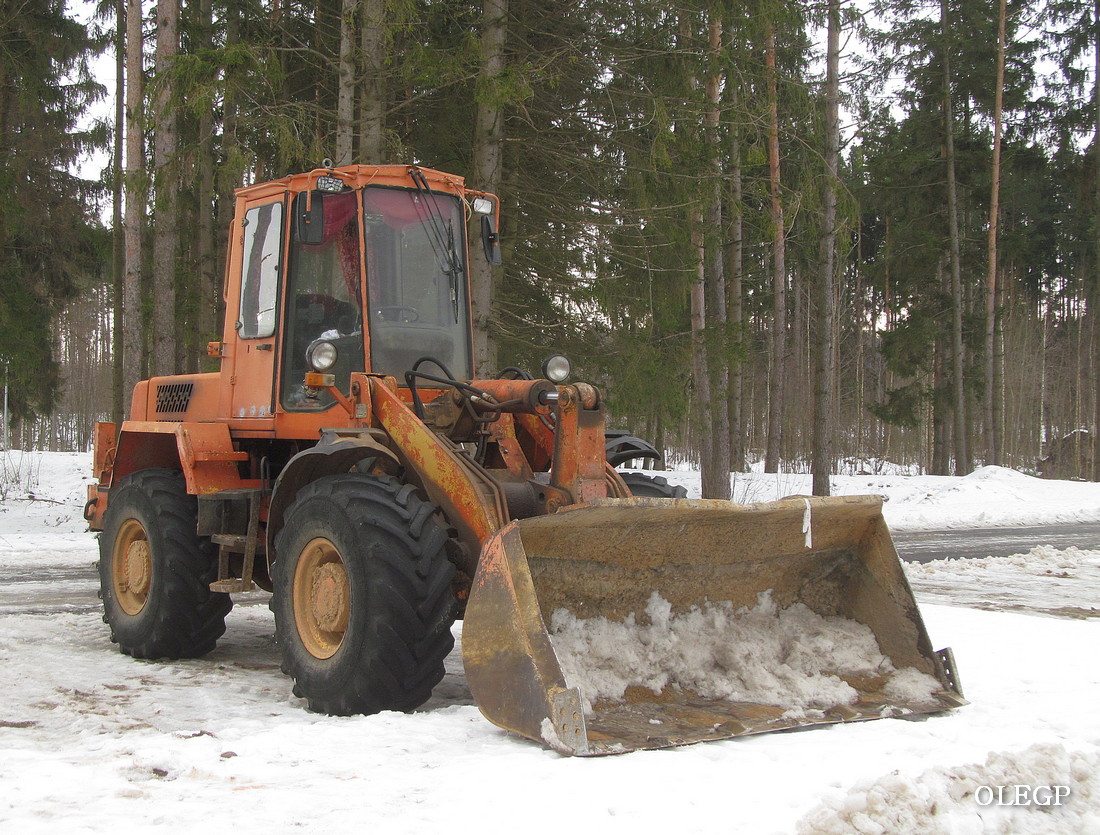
[462,495,964,756]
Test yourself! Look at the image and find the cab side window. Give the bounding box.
[239,202,283,339]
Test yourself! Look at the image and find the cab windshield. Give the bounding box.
[280,190,364,412]
[279,184,473,413]
[363,186,472,380]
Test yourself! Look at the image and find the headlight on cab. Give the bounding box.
[306,339,338,372]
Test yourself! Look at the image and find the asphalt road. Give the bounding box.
[893,522,1100,564]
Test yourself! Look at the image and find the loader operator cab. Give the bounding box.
[282,182,473,411]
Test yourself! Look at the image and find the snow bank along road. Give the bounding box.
[0,452,1098,834]
[894,523,1100,564]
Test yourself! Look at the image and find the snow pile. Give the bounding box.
[0,450,95,532]
[908,544,1100,578]
[548,591,942,716]
[797,742,1100,835]
[884,466,1100,530]
[0,449,93,507]
[0,451,98,618]
[905,546,1100,618]
[635,463,1100,530]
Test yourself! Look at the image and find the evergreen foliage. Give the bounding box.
[6,0,1100,484]
[0,0,106,421]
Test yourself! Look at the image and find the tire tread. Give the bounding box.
[99,469,232,660]
[272,474,456,716]
[621,471,688,499]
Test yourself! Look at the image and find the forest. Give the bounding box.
[2,0,1098,494]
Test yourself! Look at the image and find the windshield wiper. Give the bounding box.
[408,168,462,322]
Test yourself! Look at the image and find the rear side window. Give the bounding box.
[239,202,284,338]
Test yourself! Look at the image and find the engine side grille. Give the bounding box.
[155,382,194,416]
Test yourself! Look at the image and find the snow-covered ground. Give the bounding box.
[1,451,1098,834]
[658,464,1100,531]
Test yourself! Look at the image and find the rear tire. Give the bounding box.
[271,474,457,716]
[621,472,688,499]
[98,469,232,659]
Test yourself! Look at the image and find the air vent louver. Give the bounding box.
[155,382,194,416]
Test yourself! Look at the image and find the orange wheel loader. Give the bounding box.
[85,164,964,755]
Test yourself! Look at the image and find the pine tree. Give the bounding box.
[0,0,106,422]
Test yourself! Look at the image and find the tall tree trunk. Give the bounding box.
[726,77,745,472]
[112,0,125,424]
[690,209,714,487]
[984,0,1006,467]
[813,0,840,497]
[197,0,216,355]
[942,0,970,474]
[469,0,507,376]
[1093,0,1100,479]
[764,24,787,474]
[1076,293,1085,476]
[359,0,386,161]
[682,13,714,486]
[701,9,730,499]
[123,0,144,403]
[215,0,241,321]
[854,220,865,460]
[1040,294,1050,460]
[151,0,179,376]
[335,0,359,164]
[932,336,948,474]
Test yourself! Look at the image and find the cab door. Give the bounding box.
[225,196,285,423]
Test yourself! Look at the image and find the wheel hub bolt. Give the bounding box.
[312,563,349,633]
[125,540,151,595]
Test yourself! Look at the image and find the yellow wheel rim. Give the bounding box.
[293,537,350,659]
[113,519,152,616]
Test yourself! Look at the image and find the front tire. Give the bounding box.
[271,475,457,716]
[98,469,232,659]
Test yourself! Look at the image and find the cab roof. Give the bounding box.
[234,165,468,201]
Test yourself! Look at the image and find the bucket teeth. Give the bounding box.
[544,689,588,755]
